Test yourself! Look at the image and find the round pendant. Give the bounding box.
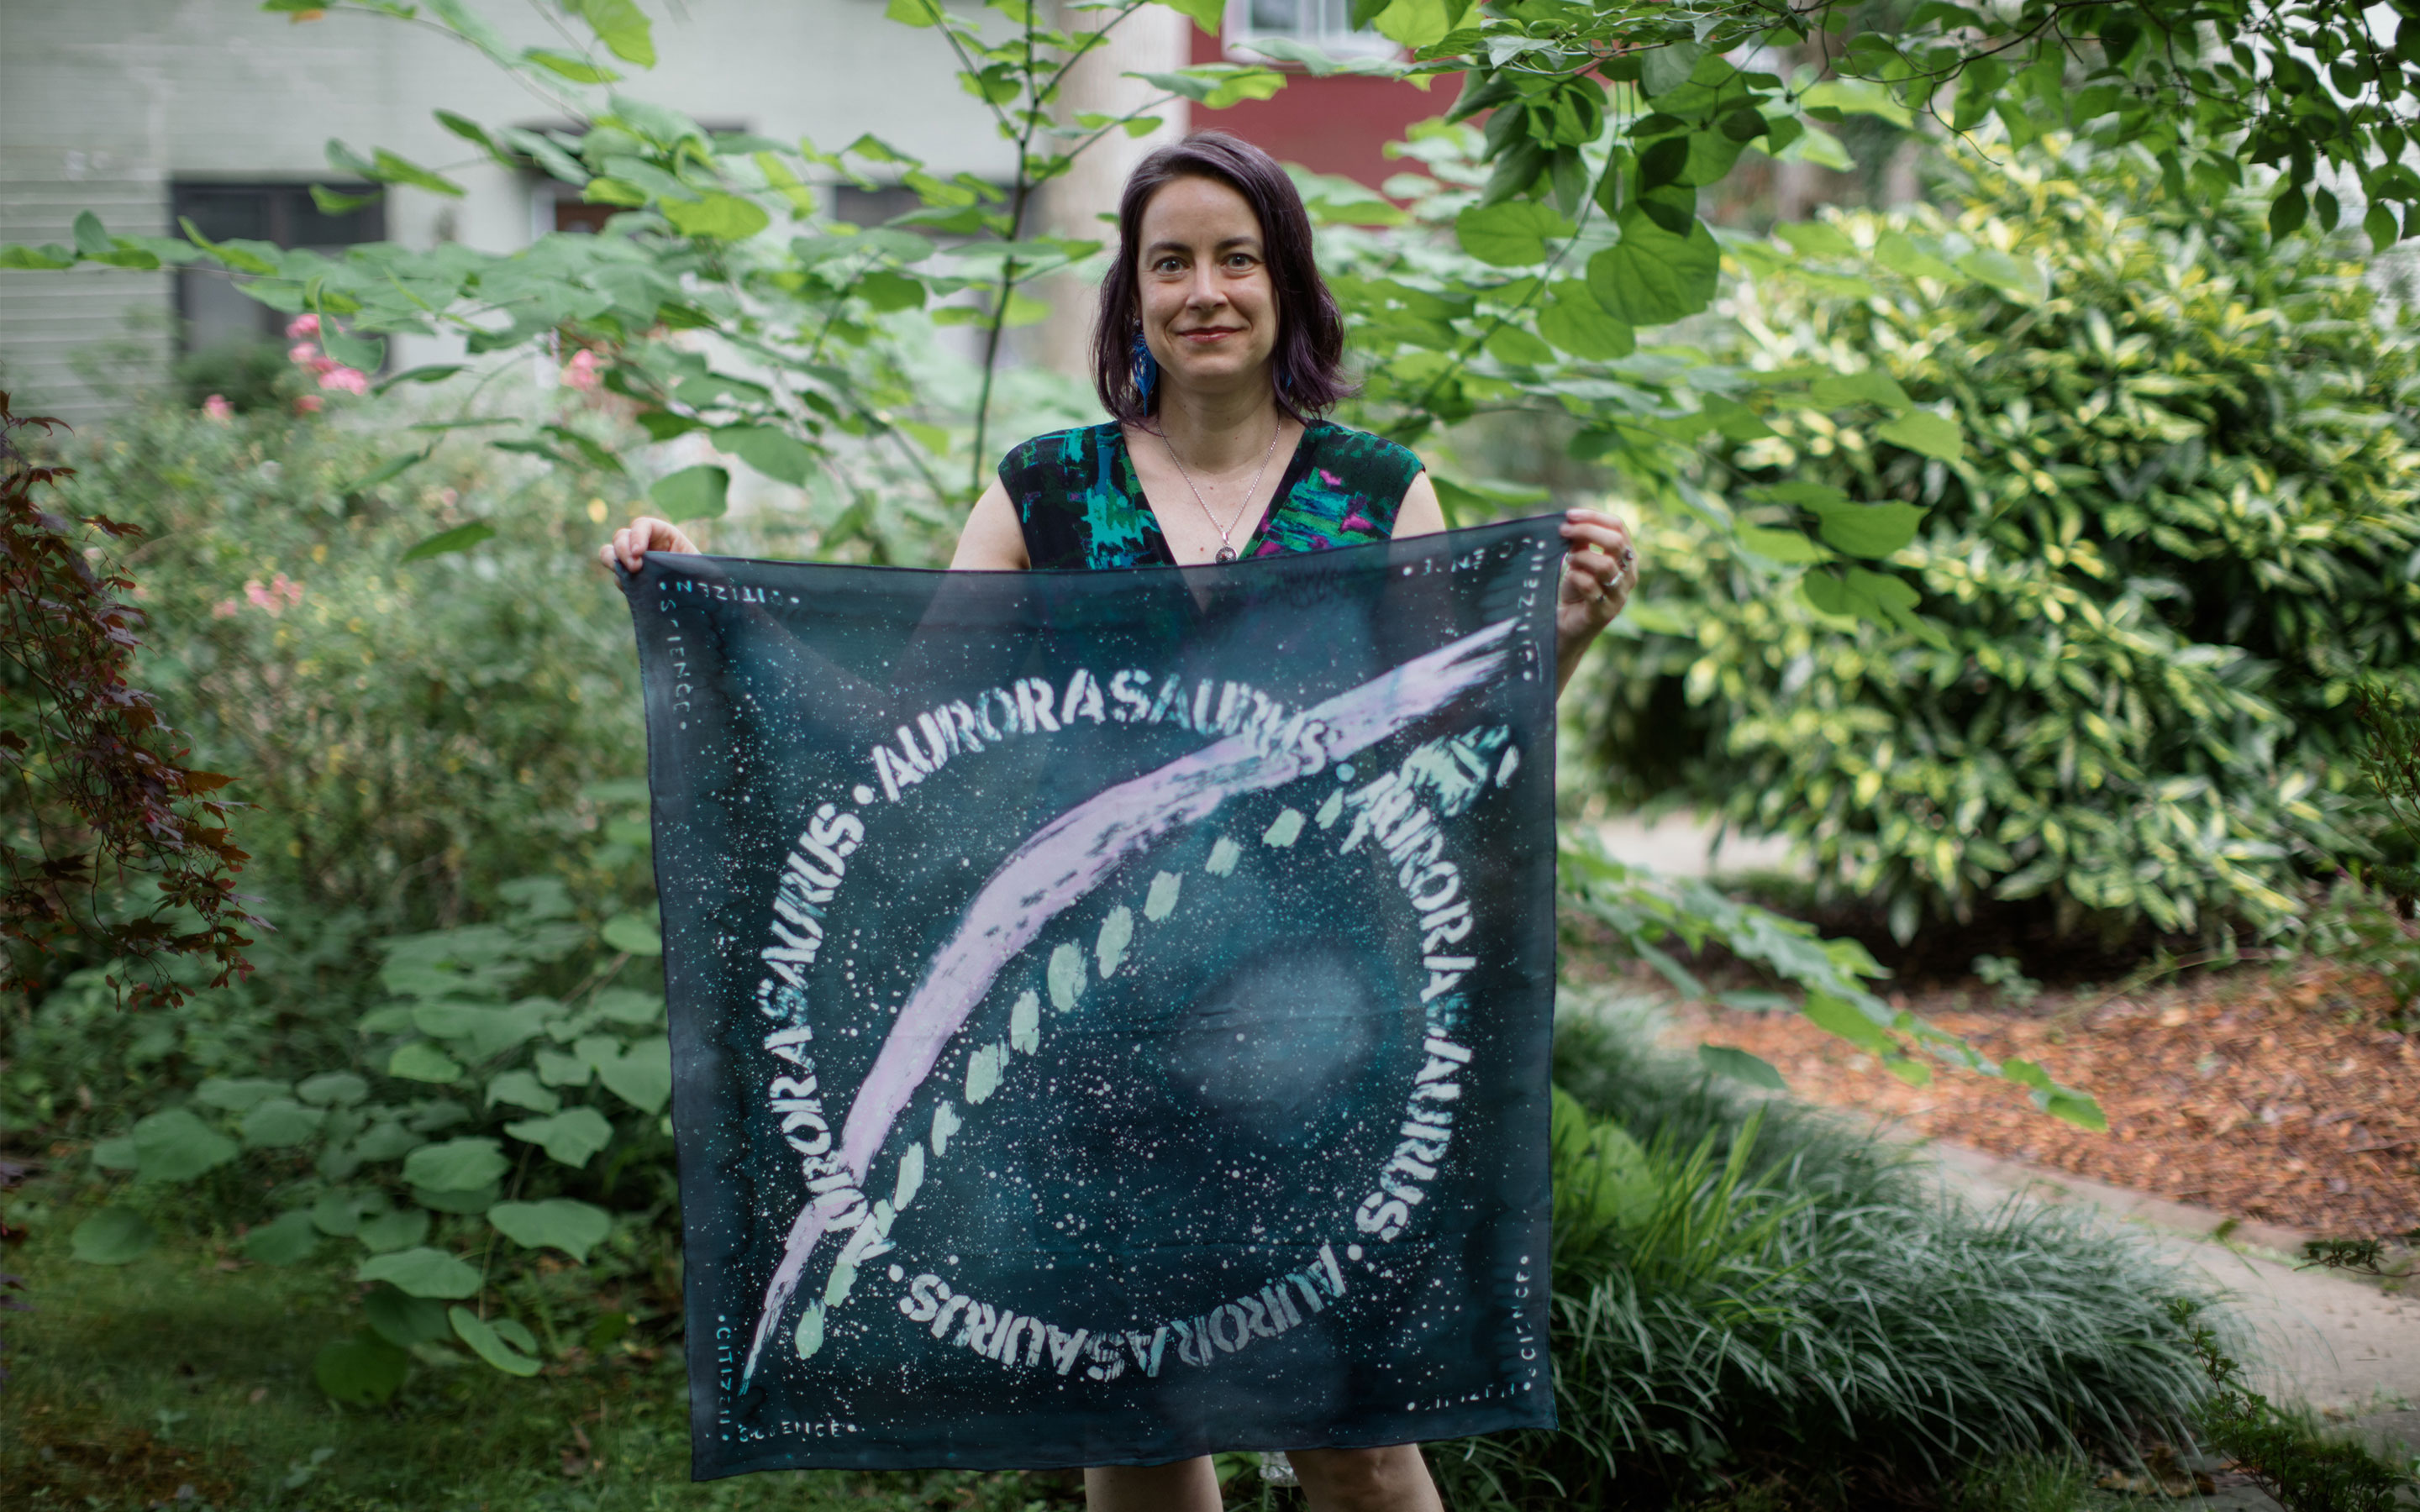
[1215,546,1236,563]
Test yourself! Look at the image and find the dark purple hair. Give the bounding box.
[1092,130,1352,425]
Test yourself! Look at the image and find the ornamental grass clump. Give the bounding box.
[1431,1002,2217,1509]
[1581,138,2420,946]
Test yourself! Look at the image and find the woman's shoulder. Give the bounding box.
[1299,419,1425,488]
[997,421,1122,485]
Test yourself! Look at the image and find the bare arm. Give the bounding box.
[1392,476,1636,698]
[950,481,1030,571]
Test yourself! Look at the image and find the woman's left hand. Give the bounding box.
[1558,506,1637,638]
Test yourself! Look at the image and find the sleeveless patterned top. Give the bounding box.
[998,420,1425,570]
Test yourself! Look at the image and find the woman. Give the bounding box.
[604,130,1635,1512]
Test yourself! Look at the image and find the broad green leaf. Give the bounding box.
[1801,77,1913,128]
[855,270,925,312]
[1813,501,1927,559]
[363,1284,452,1348]
[1809,369,1910,412]
[0,244,76,270]
[1776,220,1856,260]
[1697,1043,1787,1090]
[450,1307,544,1376]
[402,1137,508,1192]
[195,1078,288,1113]
[588,1036,673,1115]
[387,1041,465,1083]
[355,1207,432,1254]
[1128,66,1286,109]
[1876,411,1965,462]
[571,0,655,64]
[1483,326,1555,367]
[663,193,771,241]
[522,47,620,83]
[314,1332,410,1405]
[503,1106,615,1168]
[374,365,466,395]
[312,1191,385,1237]
[319,328,385,371]
[884,0,944,24]
[1639,41,1703,98]
[1735,526,1828,564]
[1536,281,1633,360]
[356,1246,482,1299]
[400,522,497,563]
[592,988,665,1025]
[176,216,278,276]
[243,1209,323,1267]
[132,1109,239,1184]
[412,1000,548,1061]
[602,911,664,955]
[371,148,466,198]
[415,1181,500,1215]
[2044,1090,2107,1131]
[241,1098,328,1150]
[1586,209,1719,328]
[1154,0,1226,31]
[486,1070,560,1115]
[648,465,728,523]
[714,426,817,487]
[1884,1056,1934,1087]
[1454,200,1571,267]
[1954,249,2045,301]
[71,1208,156,1265]
[1873,231,1963,282]
[1802,991,1894,1053]
[297,1071,369,1106]
[488,1198,613,1261]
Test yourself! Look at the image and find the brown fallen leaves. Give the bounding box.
[1670,959,2420,1239]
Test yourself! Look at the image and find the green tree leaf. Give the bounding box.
[1454,200,1573,267]
[662,193,771,241]
[297,1073,369,1106]
[602,911,664,954]
[401,1137,509,1192]
[1875,411,1965,462]
[132,1109,239,1184]
[488,1198,613,1261]
[1586,209,1719,328]
[587,1036,673,1115]
[502,1106,615,1168]
[1152,0,1225,33]
[450,1307,544,1376]
[386,1041,466,1083]
[314,1332,410,1405]
[486,1070,560,1114]
[1736,526,1828,564]
[399,522,497,563]
[243,1209,324,1267]
[648,466,728,523]
[1812,501,1927,559]
[195,1078,289,1112]
[1803,990,1895,1053]
[1696,1043,1788,1090]
[355,1208,432,1254]
[1535,281,1634,360]
[713,426,817,486]
[522,47,620,83]
[356,1246,482,1299]
[240,1098,328,1150]
[363,1284,452,1348]
[570,0,655,65]
[71,1208,156,1265]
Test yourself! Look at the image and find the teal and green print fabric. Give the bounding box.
[1000,420,1423,569]
[620,517,1560,1477]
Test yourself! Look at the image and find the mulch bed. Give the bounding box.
[1663,958,2420,1241]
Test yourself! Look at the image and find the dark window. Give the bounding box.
[168,182,384,355]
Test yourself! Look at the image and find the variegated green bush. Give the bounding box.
[1582,139,2420,942]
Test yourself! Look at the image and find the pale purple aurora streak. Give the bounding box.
[739,617,1520,1386]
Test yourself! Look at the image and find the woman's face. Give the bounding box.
[1134,174,1280,401]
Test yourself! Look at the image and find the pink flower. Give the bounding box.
[202,394,233,420]
[245,580,275,612]
[286,313,321,339]
[288,341,320,365]
[211,599,240,618]
[293,395,324,415]
[318,366,370,395]
[271,572,303,608]
[561,348,602,392]
[239,575,303,617]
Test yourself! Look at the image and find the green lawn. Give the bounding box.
[0,1189,1108,1512]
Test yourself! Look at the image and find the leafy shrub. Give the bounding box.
[1580,139,2420,944]
[42,875,673,1399]
[1,391,255,1008]
[2170,1297,2419,1512]
[38,395,655,936]
[1430,1000,2215,1509]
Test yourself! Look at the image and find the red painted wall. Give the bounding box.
[1186,28,1456,192]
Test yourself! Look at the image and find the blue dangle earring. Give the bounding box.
[1129,330,1159,408]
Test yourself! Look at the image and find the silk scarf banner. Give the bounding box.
[621,514,1562,1478]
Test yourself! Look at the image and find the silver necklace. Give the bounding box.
[1160,421,1281,563]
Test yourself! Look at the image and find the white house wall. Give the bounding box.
[0,0,1018,423]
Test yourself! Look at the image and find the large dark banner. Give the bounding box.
[621,515,1562,1479]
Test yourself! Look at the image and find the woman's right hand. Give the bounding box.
[599,516,701,574]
